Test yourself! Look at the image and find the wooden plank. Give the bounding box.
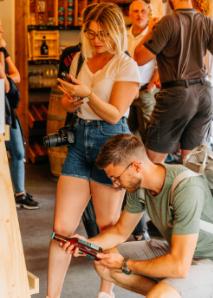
[0,137,30,298]
[209,1,213,17]
[28,271,39,295]
[15,0,29,145]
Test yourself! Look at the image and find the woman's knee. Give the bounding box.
[53,219,79,237]
[96,213,120,231]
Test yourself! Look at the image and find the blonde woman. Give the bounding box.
[47,3,140,298]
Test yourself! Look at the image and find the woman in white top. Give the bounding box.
[47,3,140,298]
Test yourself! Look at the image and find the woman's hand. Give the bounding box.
[95,252,124,270]
[57,76,91,98]
[60,92,83,113]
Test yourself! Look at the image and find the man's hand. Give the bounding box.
[95,252,124,270]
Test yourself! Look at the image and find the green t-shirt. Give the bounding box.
[125,164,213,259]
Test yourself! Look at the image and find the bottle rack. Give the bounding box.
[28,101,48,163]
[28,63,58,89]
[28,0,97,28]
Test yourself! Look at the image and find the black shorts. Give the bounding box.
[145,82,213,153]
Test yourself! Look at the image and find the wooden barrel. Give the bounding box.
[47,87,68,177]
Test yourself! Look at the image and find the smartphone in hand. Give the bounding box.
[60,72,78,85]
[51,232,102,260]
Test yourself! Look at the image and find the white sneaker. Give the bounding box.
[97,291,115,298]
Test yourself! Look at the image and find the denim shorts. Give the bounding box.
[61,117,130,185]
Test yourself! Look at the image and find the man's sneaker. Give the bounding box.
[15,193,39,210]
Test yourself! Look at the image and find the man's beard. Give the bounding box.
[168,0,175,10]
[125,177,141,193]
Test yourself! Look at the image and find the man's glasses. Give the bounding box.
[110,163,132,186]
[84,29,109,42]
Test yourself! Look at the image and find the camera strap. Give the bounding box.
[65,52,85,126]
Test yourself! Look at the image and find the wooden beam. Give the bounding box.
[28,271,39,295]
[15,0,29,143]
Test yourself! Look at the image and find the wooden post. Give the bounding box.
[209,0,213,17]
[0,137,30,298]
[15,0,29,143]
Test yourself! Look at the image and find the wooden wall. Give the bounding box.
[15,0,29,140]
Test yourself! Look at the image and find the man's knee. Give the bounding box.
[94,262,116,283]
[147,281,181,298]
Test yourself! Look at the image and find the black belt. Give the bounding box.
[76,117,126,126]
[161,78,207,89]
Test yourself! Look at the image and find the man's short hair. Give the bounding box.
[96,134,146,169]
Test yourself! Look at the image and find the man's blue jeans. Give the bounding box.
[6,118,25,193]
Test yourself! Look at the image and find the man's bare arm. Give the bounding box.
[89,210,143,250]
[134,44,155,66]
[127,233,198,278]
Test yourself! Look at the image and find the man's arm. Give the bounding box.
[89,210,143,250]
[134,44,156,66]
[97,233,198,278]
[147,67,160,92]
[133,19,157,66]
[127,233,198,278]
[134,15,174,66]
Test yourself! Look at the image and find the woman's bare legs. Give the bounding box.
[47,178,125,298]
[47,176,91,298]
[91,181,125,296]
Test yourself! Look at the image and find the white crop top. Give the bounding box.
[69,52,140,120]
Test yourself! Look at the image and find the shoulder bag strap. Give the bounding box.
[170,169,201,206]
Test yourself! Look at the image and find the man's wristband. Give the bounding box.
[121,258,132,275]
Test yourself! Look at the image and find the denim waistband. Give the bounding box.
[76,117,127,126]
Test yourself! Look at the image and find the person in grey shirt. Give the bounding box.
[134,0,213,164]
[61,134,213,298]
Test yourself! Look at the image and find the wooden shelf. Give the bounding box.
[28,24,81,31]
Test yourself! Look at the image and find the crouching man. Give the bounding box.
[64,134,213,298]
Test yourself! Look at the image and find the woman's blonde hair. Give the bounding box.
[81,2,127,58]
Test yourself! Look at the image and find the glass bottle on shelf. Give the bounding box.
[40,36,49,56]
